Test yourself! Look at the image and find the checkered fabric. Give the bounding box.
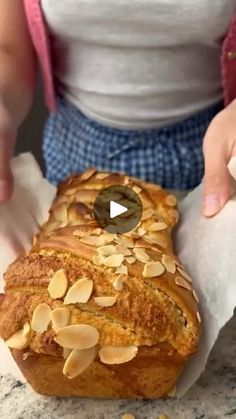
[43,97,222,190]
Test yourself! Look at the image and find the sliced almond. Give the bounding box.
[63,347,72,360]
[31,303,52,333]
[81,233,113,247]
[103,254,124,268]
[197,311,201,323]
[115,244,132,256]
[192,289,199,303]
[133,185,142,194]
[92,228,102,235]
[65,187,78,197]
[99,345,138,365]
[64,278,93,304]
[94,296,117,307]
[175,276,192,291]
[63,346,97,379]
[50,307,70,331]
[159,415,169,419]
[122,414,135,419]
[96,173,109,180]
[98,245,116,257]
[137,227,146,237]
[112,275,124,291]
[48,269,68,299]
[165,194,177,207]
[167,384,177,397]
[6,322,31,350]
[177,267,192,283]
[93,254,105,266]
[133,248,150,263]
[123,176,129,185]
[142,208,154,221]
[149,222,167,232]
[125,256,136,265]
[115,264,128,275]
[80,167,97,181]
[54,324,99,349]
[115,236,134,248]
[143,261,165,278]
[53,203,68,223]
[161,255,176,274]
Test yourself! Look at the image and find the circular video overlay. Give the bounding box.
[93,185,143,234]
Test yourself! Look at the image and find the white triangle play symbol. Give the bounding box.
[110,201,128,219]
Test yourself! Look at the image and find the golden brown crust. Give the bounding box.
[12,345,184,398]
[0,168,201,398]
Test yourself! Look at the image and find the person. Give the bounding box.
[1,0,236,218]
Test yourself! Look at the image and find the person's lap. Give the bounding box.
[43,96,222,190]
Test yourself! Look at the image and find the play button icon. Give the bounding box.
[110,201,128,219]
[93,185,143,234]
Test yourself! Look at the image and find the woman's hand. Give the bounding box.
[0,103,16,202]
[202,99,236,217]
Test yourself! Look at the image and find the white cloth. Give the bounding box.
[41,0,236,129]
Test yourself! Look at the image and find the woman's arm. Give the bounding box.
[0,0,36,202]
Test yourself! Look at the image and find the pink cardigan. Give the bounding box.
[24,0,236,113]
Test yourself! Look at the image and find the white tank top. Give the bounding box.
[41,0,236,129]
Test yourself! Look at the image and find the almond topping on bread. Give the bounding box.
[64,278,93,304]
[63,348,72,360]
[115,264,128,275]
[6,322,31,350]
[53,203,68,223]
[112,275,124,291]
[125,256,136,265]
[175,276,192,291]
[80,167,97,181]
[50,307,70,331]
[98,245,116,256]
[99,345,138,365]
[54,324,99,350]
[115,244,132,256]
[122,414,136,419]
[94,296,117,307]
[96,172,109,180]
[103,254,124,268]
[165,194,177,207]
[141,208,154,220]
[161,255,176,274]
[133,248,150,263]
[143,262,165,278]
[197,311,202,323]
[81,233,113,246]
[149,222,167,232]
[132,185,142,194]
[192,289,199,303]
[63,346,97,379]
[48,269,69,299]
[31,303,52,333]
[177,267,192,283]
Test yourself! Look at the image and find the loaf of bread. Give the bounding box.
[0,168,201,398]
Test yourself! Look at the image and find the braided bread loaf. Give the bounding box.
[0,168,200,398]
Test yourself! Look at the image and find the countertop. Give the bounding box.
[1,313,236,419]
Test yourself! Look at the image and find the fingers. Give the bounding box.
[0,131,15,203]
[202,133,231,217]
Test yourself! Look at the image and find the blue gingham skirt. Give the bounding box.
[43,97,222,190]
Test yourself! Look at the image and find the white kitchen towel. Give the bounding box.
[0,152,235,395]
